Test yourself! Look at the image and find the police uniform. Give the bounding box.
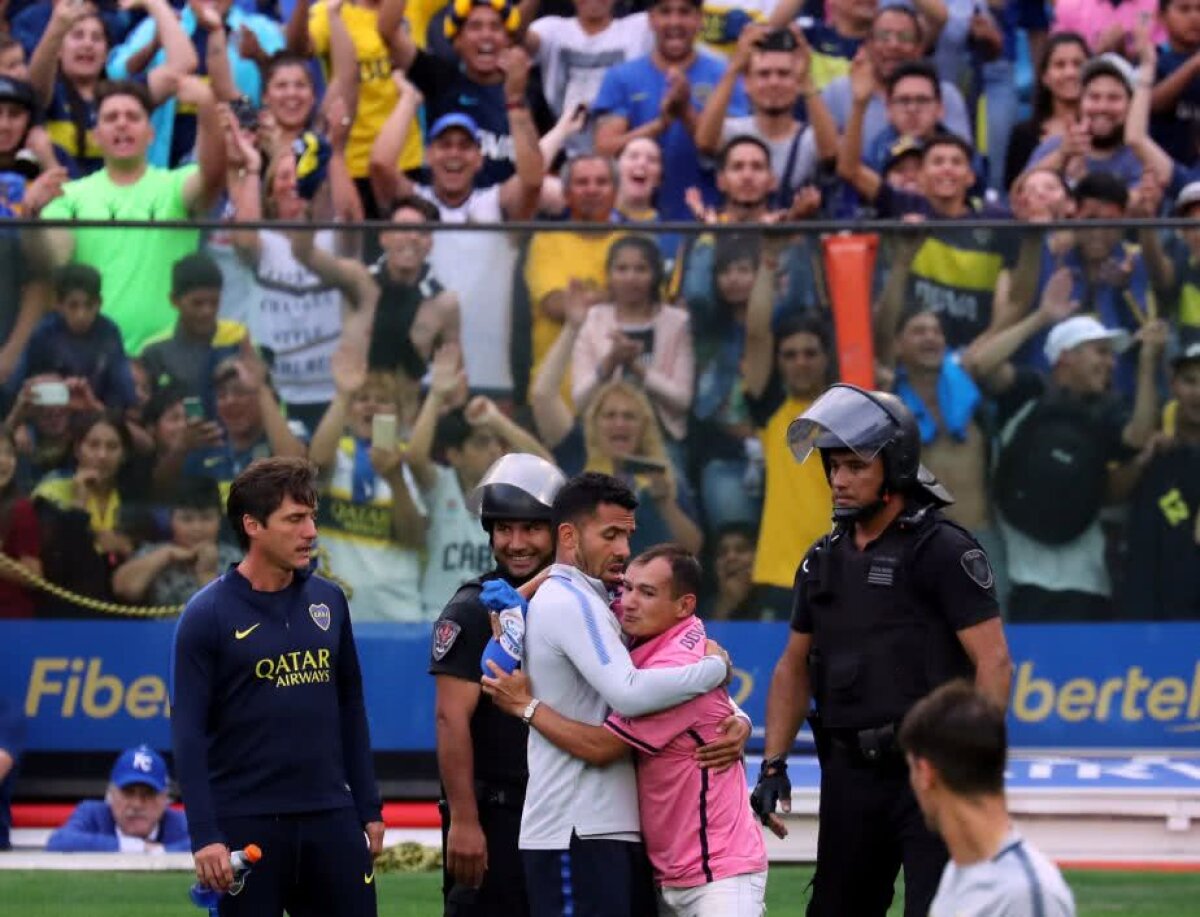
[427,453,568,917]
[752,384,1005,917]
[429,572,531,917]
[794,505,999,916]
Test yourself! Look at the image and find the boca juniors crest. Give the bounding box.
[309,603,331,631]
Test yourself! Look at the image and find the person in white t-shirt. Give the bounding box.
[524,0,654,152]
[408,344,555,614]
[369,66,544,395]
[900,681,1076,917]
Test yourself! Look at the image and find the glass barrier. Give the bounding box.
[0,217,1196,627]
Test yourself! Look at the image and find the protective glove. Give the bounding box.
[749,757,791,825]
[479,581,528,675]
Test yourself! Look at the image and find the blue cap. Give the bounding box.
[110,745,168,792]
[428,112,481,143]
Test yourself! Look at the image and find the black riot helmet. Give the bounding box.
[787,384,952,522]
[467,453,568,531]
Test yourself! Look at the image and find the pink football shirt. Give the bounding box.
[604,616,767,888]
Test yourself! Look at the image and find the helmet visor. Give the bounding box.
[466,453,567,515]
[787,385,898,464]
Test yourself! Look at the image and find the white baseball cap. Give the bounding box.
[1044,316,1131,365]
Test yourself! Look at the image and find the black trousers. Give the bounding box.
[523,833,657,917]
[440,797,529,917]
[807,740,947,917]
[217,808,376,917]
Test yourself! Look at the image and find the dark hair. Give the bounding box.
[561,153,618,190]
[775,313,832,355]
[921,132,974,163]
[896,306,943,336]
[1032,32,1089,127]
[715,521,758,547]
[552,471,638,527]
[73,411,133,467]
[886,60,941,100]
[873,4,922,40]
[717,134,771,172]
[898,680,1007,796]
[54,263,102,302]
[142,383,187,427]
[1073,170,1129,210]
[632,543,703,599]
[171,252,223,299]
[96,80,152,117]
[605,234,665,299]
[390,193,440,223]
[171,476,221,512]
[713,233,760,276]
[263,50,315,88]
[434,408,473,454]
[650,0,702,9]
[226,457,318,551]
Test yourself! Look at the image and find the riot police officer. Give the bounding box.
[428,453,567,917]
[750,384,1013,917]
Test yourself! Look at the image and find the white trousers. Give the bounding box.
[658,870,768,917]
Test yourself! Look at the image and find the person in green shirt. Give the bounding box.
[38,77,227,354]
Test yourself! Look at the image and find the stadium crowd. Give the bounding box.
[0,0,1197,623]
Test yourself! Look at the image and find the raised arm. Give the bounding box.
[180,78,227,214]
[29,1,89,108]
[1125,36,1176,189]
[1122,319,1168,449]
[224,109,264,264]
[289,226,377,306]
[498,47,545,220]
[742,242,779,399]
[696,26,764,156]
[368,73,419,212]
[464,395,553,462]
[309,345,366,471]
[835,50,881,201]
[324,0,358,118]
[378,0,418,70]
[285,0,313,55]
[530,284,589,448]
[407,343,466,491]
[195,4,237,102]
[873,229,922,369]
[146,0,199,77]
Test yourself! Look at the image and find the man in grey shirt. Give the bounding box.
[822,6,969,149]
[900,681,1076,917]
[511,472,733,917]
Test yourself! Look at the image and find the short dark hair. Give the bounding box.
[873,4,921,40]
[632,543,703,600]
[775,313,832,355]
[54,263,102,302]
[142,382,187,427]
[717,134,771,172]
[896,306,942,336]
[263,50,314,87]
[898,680,1007,796]
[713,233,760,276]
[226,457,318,551]
[171,252,223,299]
[171,476,221,512]
[1073,170,1129,210]
[552,472,638,527]
[887,60,940,99]
[390,193,440,223]
[921,132,973,162]
[434,408,472,454]
[97,80,153,117]
[650,0,702,9]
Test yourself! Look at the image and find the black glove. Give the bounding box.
[749,756,790,825]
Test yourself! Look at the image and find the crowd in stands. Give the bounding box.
[0,0,1196,622]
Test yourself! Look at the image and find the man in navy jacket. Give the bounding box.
[46,745,190,853]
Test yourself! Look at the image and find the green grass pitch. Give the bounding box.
[0,866,1197,915]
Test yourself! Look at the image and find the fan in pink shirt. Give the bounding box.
[483,544,785,917]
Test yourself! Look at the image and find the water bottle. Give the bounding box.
[189,844,262,914]
[480,580,528,676]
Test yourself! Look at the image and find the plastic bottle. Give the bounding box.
[188,844,263,913]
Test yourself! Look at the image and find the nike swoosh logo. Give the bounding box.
[363,872,375,884]
[234,624,261,640]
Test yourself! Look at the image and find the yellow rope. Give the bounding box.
[0,546,354,618]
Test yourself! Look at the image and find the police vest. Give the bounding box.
[803,510,977,730]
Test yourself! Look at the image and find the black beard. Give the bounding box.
[1091,126,1124,150]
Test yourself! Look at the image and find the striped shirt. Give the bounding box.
[930,829,1076,917]
[519,564,728,850]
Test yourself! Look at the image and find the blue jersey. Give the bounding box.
[1152,44,1200,167]
[170,565,381,852]
[592,52,749,220]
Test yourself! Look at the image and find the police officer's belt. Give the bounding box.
[826,724,900,764]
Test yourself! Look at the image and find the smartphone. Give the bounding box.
[372,413,397,451]
[622,454,669,474]
[31,380,69,406]
[183,396,205,421]
[230,97,259,132]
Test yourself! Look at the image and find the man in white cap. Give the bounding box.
[960,279,1167,621]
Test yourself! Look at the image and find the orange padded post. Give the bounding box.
[822,233,879,389]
